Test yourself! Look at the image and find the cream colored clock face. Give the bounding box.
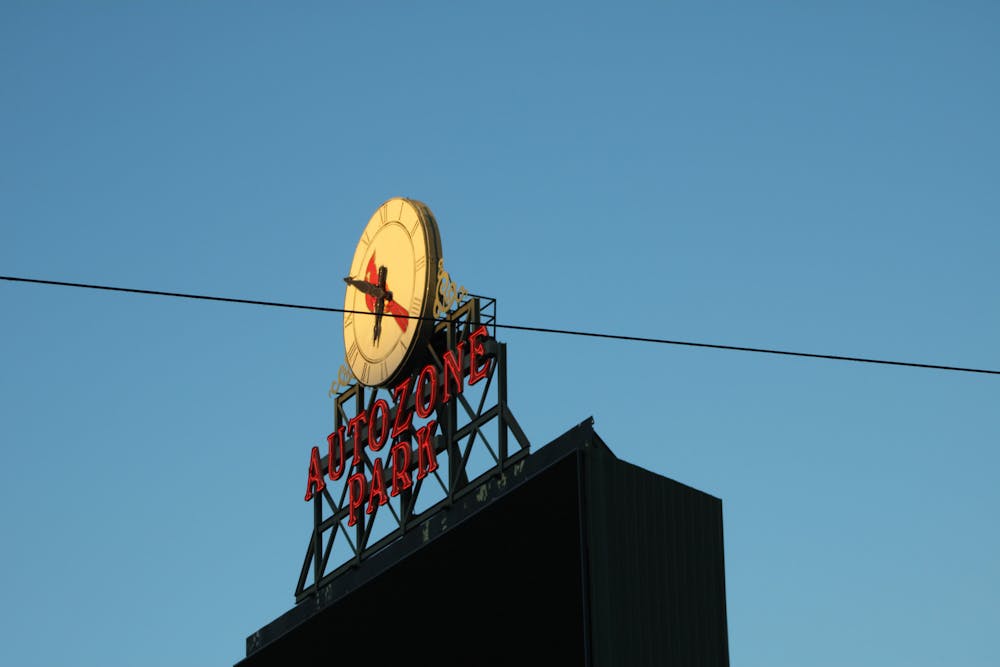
[343,198,441,387]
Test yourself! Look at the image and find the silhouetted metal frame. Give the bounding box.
[294,295,530,602]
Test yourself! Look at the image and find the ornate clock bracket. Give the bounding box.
[433,259,467,319]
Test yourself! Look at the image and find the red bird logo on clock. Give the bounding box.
[343,253,411,345]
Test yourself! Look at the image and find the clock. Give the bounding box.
[342,197,442,387]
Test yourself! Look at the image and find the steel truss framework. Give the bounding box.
[295,295,531,602]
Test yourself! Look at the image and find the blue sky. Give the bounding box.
[2,2,998,665]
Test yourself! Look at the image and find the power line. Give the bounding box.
[3,274,998,376]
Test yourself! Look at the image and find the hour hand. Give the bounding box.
[343,276,391,301]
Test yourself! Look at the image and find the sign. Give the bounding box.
[305,322,492,525]
[295,198,530,601]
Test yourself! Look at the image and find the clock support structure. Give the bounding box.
[294,294,530,602]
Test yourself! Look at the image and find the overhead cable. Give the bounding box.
[3,275,997,376]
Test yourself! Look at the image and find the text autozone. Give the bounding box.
[304,325,491,527]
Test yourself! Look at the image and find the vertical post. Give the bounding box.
[498,342,509,466]
[353,386,366,563]
[444,313,459,502]
[312,491,323,590]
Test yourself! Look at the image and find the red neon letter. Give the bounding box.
[441,341,466,404]
[347,472,367,527]
[368,399,390,452]
[304,446,326,501]
[327,426,346,480]
[415,364,438,418]
[468,325,490,385]
[415,420,439,480]
[367,458,389,514]
[391,376,414,438]
[390,441,413,496]
[347,413,367,467]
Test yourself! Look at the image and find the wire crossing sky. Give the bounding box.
[4,275,997,376]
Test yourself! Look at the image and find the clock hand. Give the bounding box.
[343,276,393,302]
[373,296,385,344]
[372,265,388,345]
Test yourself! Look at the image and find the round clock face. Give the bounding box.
[343,198,441,387]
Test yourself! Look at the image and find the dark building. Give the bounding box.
[238,418,730,666]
